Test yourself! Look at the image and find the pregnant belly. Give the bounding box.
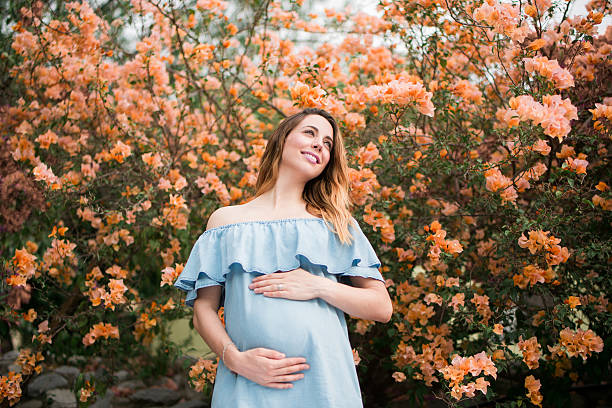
[224,270,341,356]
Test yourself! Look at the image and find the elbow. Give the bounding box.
[192,309,199,327]
[377,301,394,324]
[381,307,393,324]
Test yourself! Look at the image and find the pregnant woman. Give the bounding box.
[174,107,393,407]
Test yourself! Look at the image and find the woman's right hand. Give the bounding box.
[224,346,310,389]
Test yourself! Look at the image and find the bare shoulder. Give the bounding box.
[205,204,246,231]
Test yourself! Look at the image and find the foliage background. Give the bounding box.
[1,0,611,406]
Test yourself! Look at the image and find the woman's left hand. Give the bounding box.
[248,268,324,301]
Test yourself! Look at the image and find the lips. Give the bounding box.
[301,151,320,164]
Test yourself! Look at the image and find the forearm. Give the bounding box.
[193,303,241,370]
[315,276,391,323]
[193,305,230,357]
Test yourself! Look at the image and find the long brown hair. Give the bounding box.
[253,108,357,245]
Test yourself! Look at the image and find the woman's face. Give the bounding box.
[281,114,334,179]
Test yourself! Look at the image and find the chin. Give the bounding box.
[307,169,325,181]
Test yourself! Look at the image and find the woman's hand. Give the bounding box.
[225,346,310,389]
[248,268,323,301]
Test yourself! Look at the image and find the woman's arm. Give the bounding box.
[315,275,393,323]
[193,283,311,389]
[192,285,238,365]
[192,209,311,389]
[250,268,393,323]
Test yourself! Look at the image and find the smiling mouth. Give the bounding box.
[301,152,320,164]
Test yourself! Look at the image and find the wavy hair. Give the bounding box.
[252,108,357,245]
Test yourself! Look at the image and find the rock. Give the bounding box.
[94,366,108,381]
[110,396,132,407]
[54,366,80,385]
[115,379,146,391]
[46,388,77,408]
[113,370,130,382]
[183,384,203,401]
[66,355,86,366]
[0,350,19,374]
[15,399,43,408]
[152,376,179,391]
[0,350,19,362]
[171,399,210,408]
[27,373,68,397]
[90,390,113,408]
[172,373,184,388]
[130,388,181,406]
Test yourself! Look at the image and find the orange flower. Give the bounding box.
[525,375,543,407]
[226,23,238,35]
[517,336,541,369]
[290,81,327,108]
[355,142,382,167]
[450,293,465,311]
[79,380,95,402]
[523,56,575,90]
[438,351,497,400]
[554,328,604,360]
[189,357,218,390]
[22,308,37,322]
[564,296,581,308]
[392,371,406,382]
[0,372,23,406]
[83,322,120,347]
[491,349,505,361]
[160,265,181,287]
[451,79,483,104]
[527,38,547,51]
[564,157,589,174]
[16,349,44,376]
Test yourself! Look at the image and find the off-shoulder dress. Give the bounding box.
[173,217,385,408]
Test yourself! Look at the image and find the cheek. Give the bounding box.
[323,152,331,165]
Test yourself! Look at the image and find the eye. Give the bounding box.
[305,129,315,136]
[325,141,332,148]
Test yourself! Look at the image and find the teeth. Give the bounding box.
[303,152,318,164]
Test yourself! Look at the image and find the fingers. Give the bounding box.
[256,348,286,359]
[272,362,310,376]
[266,382,294,389]
[264,373,305,389]
[268,356,307,368]
[274,373,305,383]
[251,273,284,284]
[249,280,285,292]
[249,349,310,389]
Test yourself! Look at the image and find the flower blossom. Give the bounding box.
[524,56,575,90]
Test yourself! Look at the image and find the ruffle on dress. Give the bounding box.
[173,217,384,308]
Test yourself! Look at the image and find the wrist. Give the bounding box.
[223,344,242,372]
[316,275,332,299]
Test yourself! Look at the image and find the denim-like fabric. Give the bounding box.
[174,217,384,408]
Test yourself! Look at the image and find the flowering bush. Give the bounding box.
[1,0,610,406]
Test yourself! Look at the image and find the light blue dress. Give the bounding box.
[173,217,385,407]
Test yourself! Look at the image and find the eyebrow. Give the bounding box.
[303,125,333,144]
